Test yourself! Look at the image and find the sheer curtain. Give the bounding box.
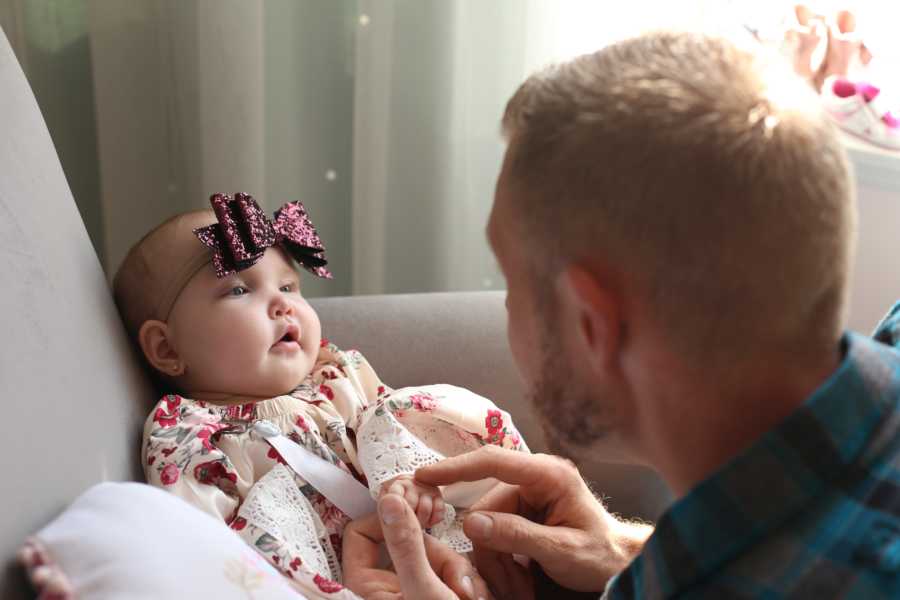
[350,0,741,295]
[85,0,356,298]
[2,0,789,296]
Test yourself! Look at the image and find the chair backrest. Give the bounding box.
[0,27,153,599]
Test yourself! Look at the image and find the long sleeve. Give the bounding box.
[310,345,445,497]
[143,395,242,524]
[354,400,446,497]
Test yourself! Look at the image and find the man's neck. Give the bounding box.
[637,344,843,498]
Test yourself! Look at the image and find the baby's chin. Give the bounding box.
[258,365,316,396]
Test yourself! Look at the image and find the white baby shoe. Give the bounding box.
[821,76,900,150]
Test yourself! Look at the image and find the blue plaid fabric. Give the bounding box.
[605,303,900,599]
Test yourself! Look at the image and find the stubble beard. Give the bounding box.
[528,310,614,460]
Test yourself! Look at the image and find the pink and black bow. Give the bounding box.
[193,193,333,279]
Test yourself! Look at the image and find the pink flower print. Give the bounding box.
[289,557,301,571]
[161,447,176,457]
[509,430,521,449]
[147,455,156,465]
[314,574,344,593]
[226,403,255,420]
[320,338,329,348]
[321,370,338,381]
[267,447,287,465]
[319,384,334,401]
[229,516,247,531]
[312,493,349,530]
[160,464,180,486]
[330,533,343,563]
[485,409,506,444]
[196,428,214,451]
[194,422,226,451]
[485,409,504,435]
[194,460,238,494]
[410,393,437,412]
[295,415,310,432]
[153,395,182,428]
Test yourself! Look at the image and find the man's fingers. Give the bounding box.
[468,481,520,515]
[464,510,574,565]
[341,513,384,572]
[423,533,494,600]
[378,494,445,597]
[471,547,512,600]
[417,447,573,491]
[499,553,534,600]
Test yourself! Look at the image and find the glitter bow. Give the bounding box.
[193,193,333,279]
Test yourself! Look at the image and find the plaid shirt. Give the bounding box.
[605,303,900,599]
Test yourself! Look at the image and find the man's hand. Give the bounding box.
[342,493,494,600]
[416,446,653,596]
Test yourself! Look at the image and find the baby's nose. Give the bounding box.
[271,299,293,318]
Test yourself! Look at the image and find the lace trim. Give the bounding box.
[429,510,473,554]
[357,405,445,498]
[357,405,474,553]
[237,465,342,581]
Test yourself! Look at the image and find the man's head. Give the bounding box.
[487,32,856,454]
[113,211,322,399]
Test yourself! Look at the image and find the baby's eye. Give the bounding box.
[279,283,297,293]
[230,286,249,296]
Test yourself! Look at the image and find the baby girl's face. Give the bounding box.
[166,248,322,399]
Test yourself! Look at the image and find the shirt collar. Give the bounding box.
[618,332,900,597]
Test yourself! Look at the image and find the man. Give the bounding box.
[343,31,900,599]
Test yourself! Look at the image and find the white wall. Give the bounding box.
[845,139,900,332]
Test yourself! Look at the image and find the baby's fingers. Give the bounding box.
[389,480,419,508]
[417,493,434,527]
[430,495,446,527]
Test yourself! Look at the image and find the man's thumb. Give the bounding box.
[463,511,561,563]
[378,494,443,595]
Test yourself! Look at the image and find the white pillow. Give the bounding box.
[22,482,307,599]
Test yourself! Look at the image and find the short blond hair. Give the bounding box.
[502,31,856,362]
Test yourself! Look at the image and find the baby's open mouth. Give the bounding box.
[272,324,301,351]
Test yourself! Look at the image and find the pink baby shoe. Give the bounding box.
[822,76,900,150]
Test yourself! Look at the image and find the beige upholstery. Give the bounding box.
[0,26,669,599]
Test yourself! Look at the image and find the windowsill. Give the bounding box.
[841,132,900,193]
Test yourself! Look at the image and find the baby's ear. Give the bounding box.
[138,320,185,377]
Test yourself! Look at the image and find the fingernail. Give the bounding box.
[379,495,404,525]
[460,575,475,598]
[466,512,493,539]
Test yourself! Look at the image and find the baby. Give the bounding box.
[113,193,527,599]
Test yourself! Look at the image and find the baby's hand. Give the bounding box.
[382,475,446,528]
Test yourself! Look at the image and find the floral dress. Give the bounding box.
[143,340,528,599]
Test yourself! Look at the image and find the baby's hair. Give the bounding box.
[500,31,855,365]
[112,210,214,339]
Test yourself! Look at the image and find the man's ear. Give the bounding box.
[138,320,185,377]
[556,264,622,374]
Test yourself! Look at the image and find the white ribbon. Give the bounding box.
[253,420,376,520]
